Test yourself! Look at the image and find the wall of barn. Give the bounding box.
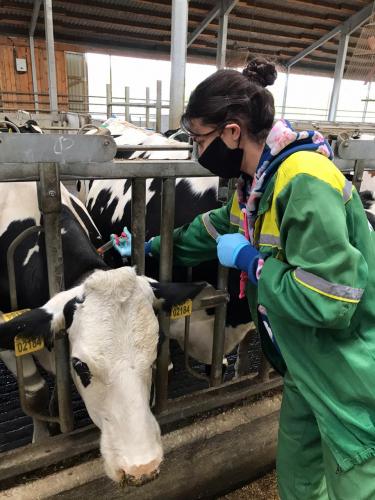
[0,36,85,113]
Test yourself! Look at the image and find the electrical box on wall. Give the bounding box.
[15,58,27,73]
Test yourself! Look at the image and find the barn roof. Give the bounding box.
[1,0,374,78]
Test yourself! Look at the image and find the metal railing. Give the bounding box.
[0,134,281,436]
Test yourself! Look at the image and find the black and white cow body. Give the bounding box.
[360,190,375,230]
[0,181,206,484]
[84,124,254,366]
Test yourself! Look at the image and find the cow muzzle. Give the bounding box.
[119,458,162,487]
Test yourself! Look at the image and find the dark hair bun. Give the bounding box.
[242,57,277,87]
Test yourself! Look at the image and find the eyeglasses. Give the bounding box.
[180,121,227,140]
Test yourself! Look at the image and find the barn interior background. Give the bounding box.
[1,1,375,498]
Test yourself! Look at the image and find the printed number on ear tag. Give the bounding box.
[170,299,192,320]
[14,335,44,356]
[1,308,44,356]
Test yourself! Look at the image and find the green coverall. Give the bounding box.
[151,150,375,499]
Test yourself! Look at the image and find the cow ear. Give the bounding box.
[151,281,207,312]
[0,309,54,350]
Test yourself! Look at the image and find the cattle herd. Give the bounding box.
[0,117,374,485]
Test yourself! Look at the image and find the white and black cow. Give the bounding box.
[0,182,204,484]
[360,190,375,230]
[83,122,254,368]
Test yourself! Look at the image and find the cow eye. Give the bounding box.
[71,357,92,388]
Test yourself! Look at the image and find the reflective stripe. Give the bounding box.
[259,234,280,247]
[343,178,353,203]
[230,212,242,226]
[294,268,363,303]
[202,212,220,240]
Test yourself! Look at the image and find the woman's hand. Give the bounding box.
[110,227,132,257]
[216,233,261,284]
[110,227,153,257]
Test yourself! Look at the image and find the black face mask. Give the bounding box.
[198,136,243,179]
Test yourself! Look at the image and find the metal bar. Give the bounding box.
[29,0,42,36]
[43,0,58,117]
[0,134,117,163]
[210,265,229,386]
[106,83,112,119]
[363,82,372,122]
[0,158,374,183]
[216,0,237,69]
[117,145,192,151]
[38,163,73,433]
[125,86,130,122]
[287,3,373,68]
[131,179,146,275]
[187,4,221,48]
[145,87,150,128]
[281,67,290,118]
[327,31,349,122]
[155,178,176,414]
[158,375,283,425]
[29,36,39,113]
[169,0,188,130]
[156,80,162,133]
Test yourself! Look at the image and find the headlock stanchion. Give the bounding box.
[0,132,315,437]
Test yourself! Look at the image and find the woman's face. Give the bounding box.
[187,118,241,156]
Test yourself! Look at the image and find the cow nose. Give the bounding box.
[121,458,161,486]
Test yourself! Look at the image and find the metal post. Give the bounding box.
[43,0,58,118]
[328,30,349,122]
[169,0,188,130]
[210,265,229,386]
[38,163,73,433]
[29,36,39,113]
[216,1,229,69]
[155,178,176,413]
[125,86,130,122]
[281,67,290,118]
[145,87,150,128]
[106,83,112,119]
[362,82,372,122]
[156,80,162,133]
[131,179,146,275]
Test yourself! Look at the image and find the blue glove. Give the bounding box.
[110,227,132,257]
[216,233,260,285]
[110,227,153,257]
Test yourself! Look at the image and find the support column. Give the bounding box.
[216,2,229,69]
[281,67,290,118]
[328,30,349,122]
[43,0,58,118]
[29,0,41,113]
[169,0,189,130]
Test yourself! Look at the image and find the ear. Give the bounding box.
[0,308,54,350]
[223,123,241,142]
[151,281,207,312]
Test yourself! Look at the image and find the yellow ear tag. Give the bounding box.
[1,309,45,356]
[170,299,192,320]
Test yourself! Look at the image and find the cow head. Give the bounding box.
[0,266,205,485]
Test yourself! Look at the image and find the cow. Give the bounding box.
[360,190,375,230]
[0,181,204,484]
[83,121,254,369]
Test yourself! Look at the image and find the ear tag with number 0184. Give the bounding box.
[1,309,45,356]
[170,299,192,320]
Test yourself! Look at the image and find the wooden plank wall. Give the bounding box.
[0,36,84,113]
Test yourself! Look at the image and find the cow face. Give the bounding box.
[0,267,205,485]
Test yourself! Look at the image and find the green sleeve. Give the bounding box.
[150,198,232,267]
[258,175,368,329]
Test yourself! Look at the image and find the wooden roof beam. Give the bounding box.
[287,2,373,67]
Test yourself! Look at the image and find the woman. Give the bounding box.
[114,58,375,499]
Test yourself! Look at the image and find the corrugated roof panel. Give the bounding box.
[0,0,373,78]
